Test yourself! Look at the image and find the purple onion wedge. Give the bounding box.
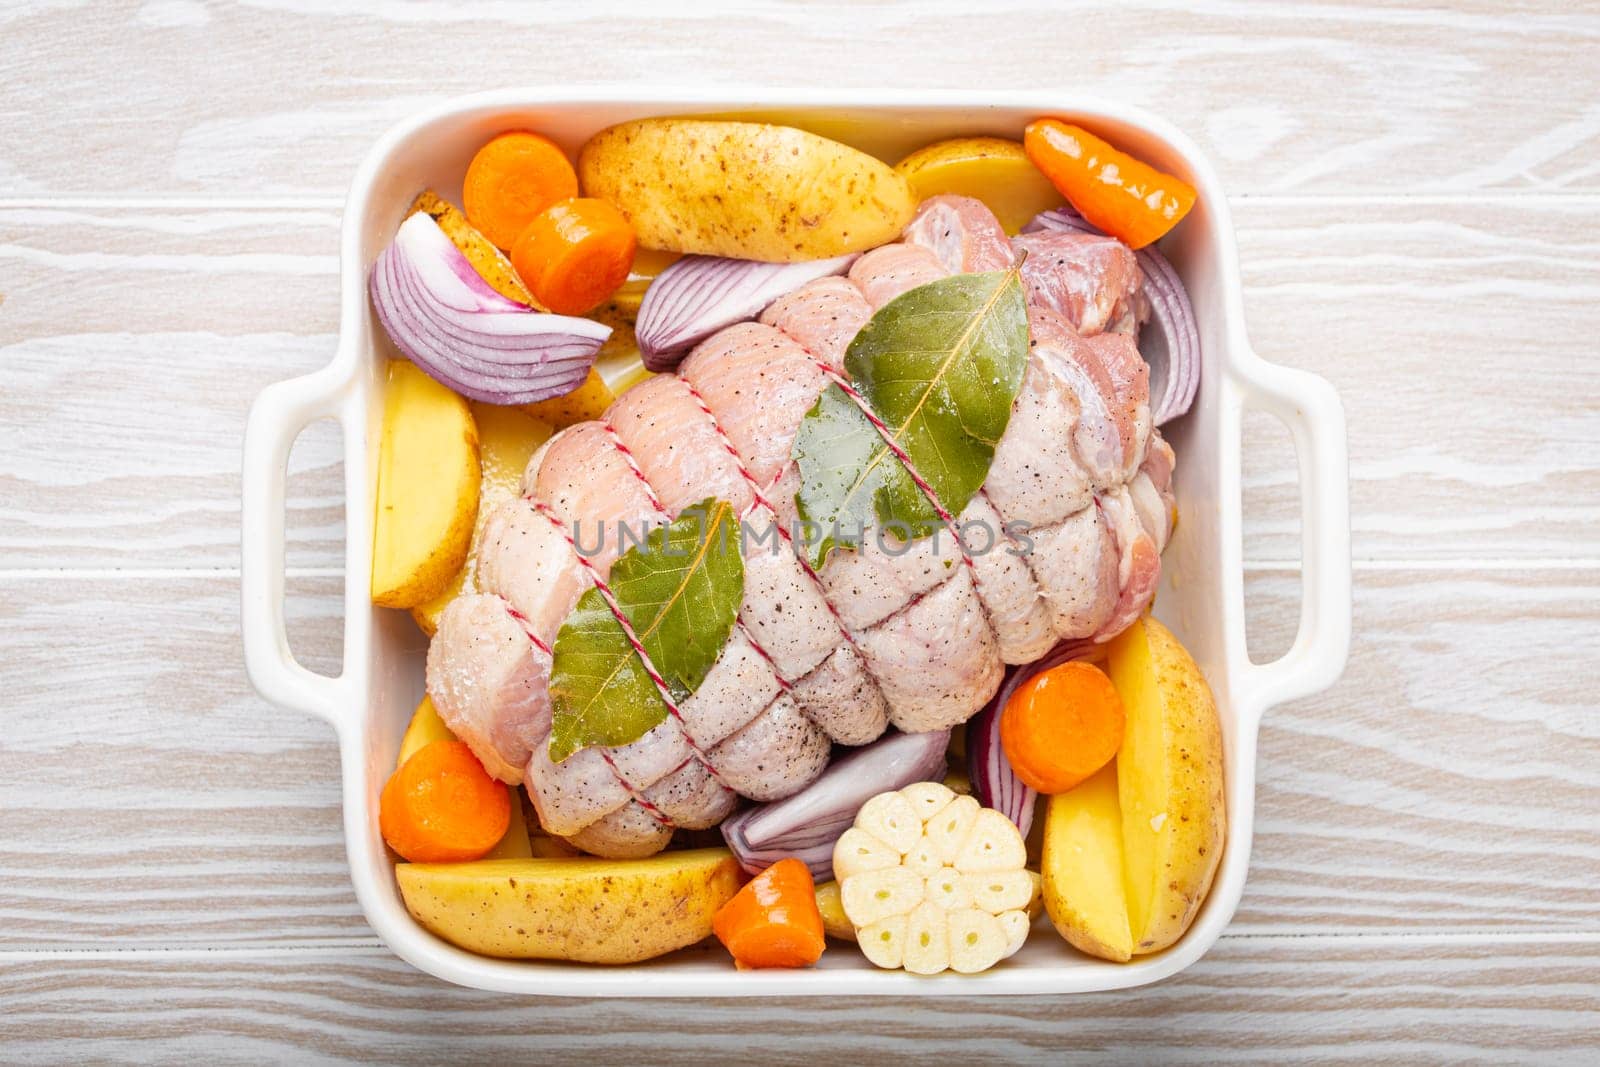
[635,252,858,371]
[720,729,949,881]
[369,212,611,404]
[1023,206,1200,426]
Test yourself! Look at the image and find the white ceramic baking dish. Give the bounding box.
[242,87,1350,996]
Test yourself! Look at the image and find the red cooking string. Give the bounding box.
[678,378,877,665]
[601,418,794,696]
[812,363,988,599]
[526,495,731,795]
[499,601,552,656]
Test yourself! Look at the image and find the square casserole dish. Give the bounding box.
[242,88,1351,996]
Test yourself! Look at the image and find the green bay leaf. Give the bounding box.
[790,266,1029,568]
[791,384,938,568]
[547,498,743,762]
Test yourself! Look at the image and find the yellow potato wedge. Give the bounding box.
[481,788,533,861]
[608,247,682,320]
[396,850,743,963]
[521,367,614,429]
[814,880,855,941]
[579,118,916,261]
[1041,761,1133,963]
[396,694,455,766]
[371,361,481,609]
[410,403,551,635]
[588,303,652,397]
[894,137,1063,235]
[409,567,468,638]
[1107,616,1226,955]
[1026,869,1045,922]
[406,190,538,306]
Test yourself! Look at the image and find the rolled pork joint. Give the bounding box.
[427,194,1177,858]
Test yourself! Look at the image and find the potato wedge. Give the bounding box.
[397,694,455,765]
[588,303,652,396]
[411,403,551,635]
[1041,761,1133,962]
[406,189,537,306]
[894,137,1063,235]
[521,367,615,429]
[396,850,743,963]
[814,880,855,941]
[371,361,481,609]
[1107,617,1226,955]
[579,118,916,261]
[608,247,682,320]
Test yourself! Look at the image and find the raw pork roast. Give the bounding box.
[426,196,1176,858]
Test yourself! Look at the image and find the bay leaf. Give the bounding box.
[790,266,1029,568]
[547,498,743,762]
[791,383,937,567]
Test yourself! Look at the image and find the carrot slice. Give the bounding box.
[463,132,580,250]
[379,739,510,863]
[511,197,637,316]
[1000,661,1125,794]
[713,857,826,969]
[1023,119,1195,249]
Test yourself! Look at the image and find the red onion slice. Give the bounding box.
[369,212,610,404]
[636,252,858,371]
[1024,207,1200,425]
[720,729,950,881]
[966,639,1098,837]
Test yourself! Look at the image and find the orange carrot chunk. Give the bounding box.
[511,197,637,316]
[1000,660,1125,795]
[379,740,510,863]
[713,857,826,969]
[463,132,580,250]
[1023,119,1196,250]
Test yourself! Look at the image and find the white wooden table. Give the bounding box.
[3,2,1597,1061]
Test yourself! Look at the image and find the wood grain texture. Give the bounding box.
[3,0,1597,1053]
[2,937,1597,1064]
[1237,199,1600,561]
[2,1,1598,197]
[0,206,344,570]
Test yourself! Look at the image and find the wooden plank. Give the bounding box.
[1,3,1597,198]
[1236,198,1600,562]
[2,198,1595,569]
[1,936,1596,1063]
[0,575,369,947]
[1236,567,1600,932]
[2,569,1595,948]
[0,206,344,570]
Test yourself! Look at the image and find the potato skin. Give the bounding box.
[406,190,537,306]
[396,851,743,963]
[579,119,916,261]
[894,137,1063,235]
[1108,617,1226,955]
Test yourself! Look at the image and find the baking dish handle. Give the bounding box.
[1235,358,1352,716]
[241,366,354,727]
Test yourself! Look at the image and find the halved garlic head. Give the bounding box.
[832,781,1032,975]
